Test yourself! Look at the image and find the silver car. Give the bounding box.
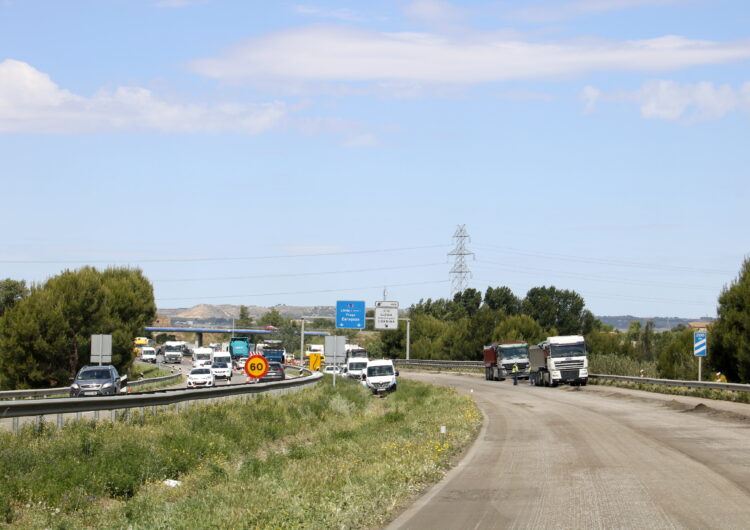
[70,366,125,397]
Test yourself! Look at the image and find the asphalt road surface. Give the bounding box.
[387,372,750,530]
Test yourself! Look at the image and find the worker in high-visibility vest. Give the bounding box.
[512,362,519,386]
[716,372,727,383]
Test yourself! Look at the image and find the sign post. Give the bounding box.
[91,334,112,366]
[336,301,366,329]
[244,354,269,381]
[325,335,346,386]
[374,301,399,330]
[694,331,707,381]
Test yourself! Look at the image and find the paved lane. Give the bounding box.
[388,372,750,530]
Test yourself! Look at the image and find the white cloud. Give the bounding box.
[189,26,750,87]
[404,0,467,23]
[581,85,601,113]
[583,79,750,121]
[0,59,287,134]
[293,5,362,22]
[507,0,687,23]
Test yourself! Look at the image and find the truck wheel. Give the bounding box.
[581,379,588,386]
[551,380,559,388]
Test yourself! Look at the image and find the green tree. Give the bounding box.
[236,305,253,328]
[710,258,750,382]
[657,328,696,380]
[453,288,482,318]
[483,286,521,315]
[0,267,156,389]
[522,286,586,335]
[492,314,545,344]
[258,308,284,328]
[0,279,28,317]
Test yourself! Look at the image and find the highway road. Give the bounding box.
[388,372,750,530]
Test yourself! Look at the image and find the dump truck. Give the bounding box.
[229,337,252,360]
[483,342,530,381]
[529,335,588,387]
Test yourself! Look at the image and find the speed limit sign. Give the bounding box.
[245,354,269,379]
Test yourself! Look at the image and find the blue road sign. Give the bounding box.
[694,331,707,357]
[336,300,366,329]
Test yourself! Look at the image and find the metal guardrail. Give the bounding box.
[395,359,483,368]
[0,370,320,421]
[0,363,182,400]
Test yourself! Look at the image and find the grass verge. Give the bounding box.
[590,378,750,404]
[0,376,481,527]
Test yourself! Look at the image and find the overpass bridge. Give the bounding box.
[144,326,328,347]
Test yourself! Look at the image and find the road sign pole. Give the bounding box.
[300,318,305,365]
[406,318,410,360]
[698,357,702,382]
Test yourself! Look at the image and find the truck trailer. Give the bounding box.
[483,342,530,381]
[529,335,588,387]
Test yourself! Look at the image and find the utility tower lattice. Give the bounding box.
[448,225,474,297]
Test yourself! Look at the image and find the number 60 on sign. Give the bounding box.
[245,354,269,379]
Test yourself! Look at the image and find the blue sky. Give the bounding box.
[1,0,748,318]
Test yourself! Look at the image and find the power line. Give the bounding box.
[155,279,450,302]
[473,261,720,292]
[474,244,733,275]
[154,262,445,283]
[0,244,449,265]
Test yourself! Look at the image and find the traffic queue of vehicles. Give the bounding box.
[322,348,399,395]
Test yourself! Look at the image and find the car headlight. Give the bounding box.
[71,383,80,390]
[102,383,112,389]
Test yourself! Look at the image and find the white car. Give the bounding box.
[187,368,215,388]
[323,365,341,375]
[210,362,232,381]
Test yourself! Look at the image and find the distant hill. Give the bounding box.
[158,305,713,332]
[596,315,715,332]
[157,304,337,326]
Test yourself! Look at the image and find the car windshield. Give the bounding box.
[196,353,211,360]
[191,369,211,375]
[500,345,529,359]
[212,362,228,368]
[350,362,367,370]
[367,365,394,377]
[550,343,586,357]
[78,369,111,380]
[268,363,283,370]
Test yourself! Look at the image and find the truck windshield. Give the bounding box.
[165,345,181,352]
[550,343,586,357]
[500,346,528,359]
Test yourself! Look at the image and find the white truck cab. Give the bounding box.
[192,347,214,368]
[345,358,368,380]
[363,359,398,395]
[140,347,157,363]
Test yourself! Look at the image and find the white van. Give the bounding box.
[345,358,368,380]
[363,359,398,395]
[192,347,214,368]
[211,351,232,367]
[140,347,157,364]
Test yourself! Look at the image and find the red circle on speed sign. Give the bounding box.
[245,354,269,379]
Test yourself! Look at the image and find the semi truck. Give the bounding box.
[529,335,589,387]
[163,341,186,364]
[483,342,530,381]
[229,337,253,360]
